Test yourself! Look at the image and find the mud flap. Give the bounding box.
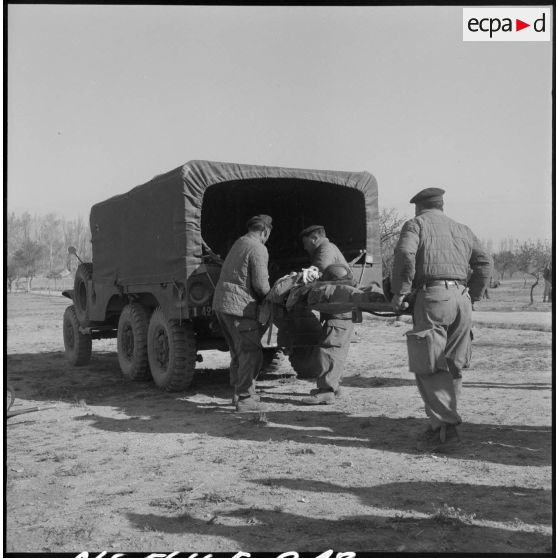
[405,328,446,375]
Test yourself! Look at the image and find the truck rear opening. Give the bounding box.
[201,177,368,282]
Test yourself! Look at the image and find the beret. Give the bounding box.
[299,225,325,237]
[246,214,273,229]
[409,187,445,204]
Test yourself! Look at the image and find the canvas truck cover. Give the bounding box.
[90,160,381,286]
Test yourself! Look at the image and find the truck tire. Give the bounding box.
[63,305,92,366]
[288,346,317,379]
[147,307,197,392]
[117,303,150,381]
[73,263,93,324]
[260,348,289,375]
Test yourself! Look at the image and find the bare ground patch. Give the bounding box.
[5,293,553,553]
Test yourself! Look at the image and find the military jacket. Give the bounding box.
[212,234,270,319]
[391,209,492,301]
[310,237,349,272]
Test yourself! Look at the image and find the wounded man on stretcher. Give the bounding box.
[259,263,392,328]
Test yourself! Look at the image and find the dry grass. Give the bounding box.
[479,279,552,312]
[431,504,477,526]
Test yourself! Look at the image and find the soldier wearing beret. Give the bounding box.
[391,188,493,451]
[299,225,354,404]
[213,215,273,411]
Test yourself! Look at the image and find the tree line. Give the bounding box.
[7,210,552,302]
[490,239,552,303]
[7,212,92,292]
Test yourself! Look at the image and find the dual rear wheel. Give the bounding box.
[116,303,150,381]
[63,302,197,391]
[65,301,315,390]
[146,307,197,391]
[118,305,197,391]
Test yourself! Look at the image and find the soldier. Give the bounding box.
[391,188,492,451]
[213,215,272,411]
[299,225,354,405]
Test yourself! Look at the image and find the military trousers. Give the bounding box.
[314,315,354,392]
[215,312,263,398]
[407,283,472,429]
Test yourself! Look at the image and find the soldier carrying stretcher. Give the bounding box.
[391,188,493,451]
[212,215,273,412]
[298,225,356,405]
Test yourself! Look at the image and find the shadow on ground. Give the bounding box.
[124,484,552,552]
[7,352,553,467]
[249,478,552,524]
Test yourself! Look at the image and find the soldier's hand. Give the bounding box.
[391,295,409,312]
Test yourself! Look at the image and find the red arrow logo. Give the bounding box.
[516,19,530,31]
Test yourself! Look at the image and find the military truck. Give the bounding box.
[62,160,383,391]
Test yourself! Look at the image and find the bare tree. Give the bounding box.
[6,259,18,292]
[379,207,409,278]
[492,250,517,280]
[38,213,64,273]
[7,211,32,257]
[11,240,46,292]
[514,240,552,304]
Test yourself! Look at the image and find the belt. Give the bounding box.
[422,279,465,288]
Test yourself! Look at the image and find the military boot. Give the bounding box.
[236,395,266,412]
[232,392,261,406]
[302,390,336,405]
[310,386,342,398]
[416,424,461,452]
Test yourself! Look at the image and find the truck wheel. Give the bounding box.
[147,307,197,392]
[288,346,317,379]
[74,263,93,324]
[63,305,92,366]
[260,348,289,375]
[117,303,150,381]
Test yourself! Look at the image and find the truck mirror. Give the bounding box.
[67,246,84,264]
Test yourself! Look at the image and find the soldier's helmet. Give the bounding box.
[322,264,354,282]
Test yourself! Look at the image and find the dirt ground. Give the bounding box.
[5,284,553,554]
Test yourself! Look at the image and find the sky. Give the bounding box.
[7,5,554,245]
